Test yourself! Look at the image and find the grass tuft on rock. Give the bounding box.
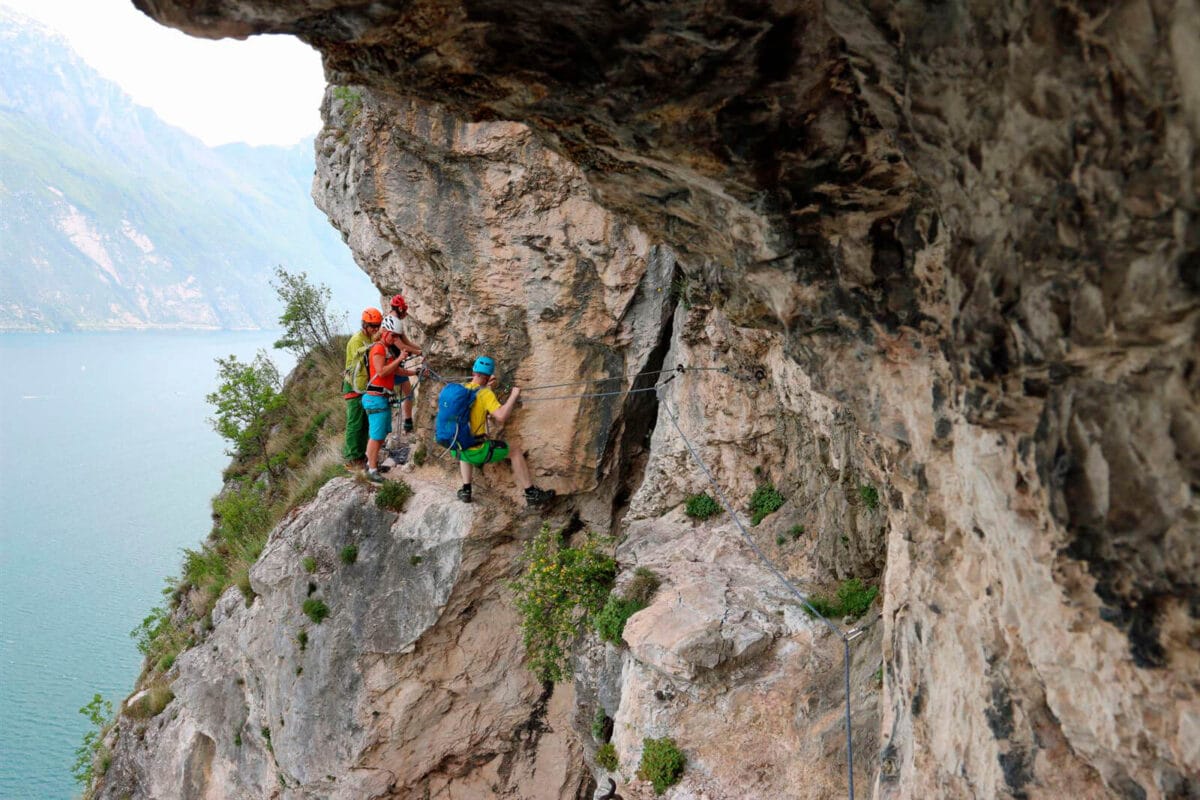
[375,480,413,512]
[302,598,330,624]
[340,545,358,565]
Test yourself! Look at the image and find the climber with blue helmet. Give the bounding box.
[448,355,555,507]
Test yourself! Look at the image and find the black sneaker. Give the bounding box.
[456,486,472,504]
[524,486,556,507]
[403,419,414,433]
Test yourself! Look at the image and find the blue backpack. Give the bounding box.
[435,383,481,450]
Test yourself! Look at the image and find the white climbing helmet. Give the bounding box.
[382,315,401,333]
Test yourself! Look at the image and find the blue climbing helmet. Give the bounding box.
[472,356,495,376]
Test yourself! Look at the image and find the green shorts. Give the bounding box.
[453,440,509,466]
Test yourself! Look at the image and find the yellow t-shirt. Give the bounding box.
[464,381,502,443]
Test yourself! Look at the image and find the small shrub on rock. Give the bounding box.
[302,556,316,573]
[859,484,880,510]
[802,578,878,621]
[596,742,619,771]
[339,545,358,565]
[684,492,721,520]
[302,598,330,624]
[375,480,413,512]
[637,737,685,794]
[749,484,784,525]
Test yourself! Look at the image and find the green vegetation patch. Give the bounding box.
[340,545,358,565]
[803,578,879,620]
[684,492,722,520]
[596,742,619,771]
[509,526,616,683]
[594,595,647,645]
[625,567,661,605]
[637,737,686,794]
[375,480,414,512]
[302,556,317,574]
[303,598,330,624]
[592,708,611,742]
[859,484,880,511]
[749,483,785,525]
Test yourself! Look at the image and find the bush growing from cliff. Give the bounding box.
[637,737,685,794]
[72,693,113,790]
[749,483,784,525]
[509,526,616,683]
[684,492,722,520]
[340,545,358,565]
[271,266,344,359]
[207,351,286,472]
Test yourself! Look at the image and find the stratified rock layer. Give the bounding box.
[121,2,1199,799]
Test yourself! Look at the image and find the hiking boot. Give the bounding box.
[403,418,414,433]
[366,469,384,484]
[457,485,473,504]
[524,486,556,507]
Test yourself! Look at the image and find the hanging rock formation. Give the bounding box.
[109,1,1199,798]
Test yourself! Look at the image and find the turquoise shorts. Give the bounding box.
[361,393,392,441]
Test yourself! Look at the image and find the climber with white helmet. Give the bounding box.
[362,315,421,482]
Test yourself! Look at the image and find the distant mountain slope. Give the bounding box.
[0,9,370,331]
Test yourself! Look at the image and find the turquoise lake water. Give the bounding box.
[0,331,294,799]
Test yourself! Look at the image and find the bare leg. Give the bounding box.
[459,459,473,486]
[402,397,413,421]
[366,439,382,470]
[507,445,533,490]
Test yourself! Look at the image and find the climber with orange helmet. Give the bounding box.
[386,293,423,432]
[342,307,383,468]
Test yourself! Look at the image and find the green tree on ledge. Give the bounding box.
[206,351,285,473]
[271,266,344,358]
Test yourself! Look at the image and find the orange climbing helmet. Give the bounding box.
[361,307,383,325]
[390,294,408,314]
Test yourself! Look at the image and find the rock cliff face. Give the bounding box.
[112,1,1198,798]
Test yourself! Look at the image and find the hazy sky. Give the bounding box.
[1,0,325,146]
